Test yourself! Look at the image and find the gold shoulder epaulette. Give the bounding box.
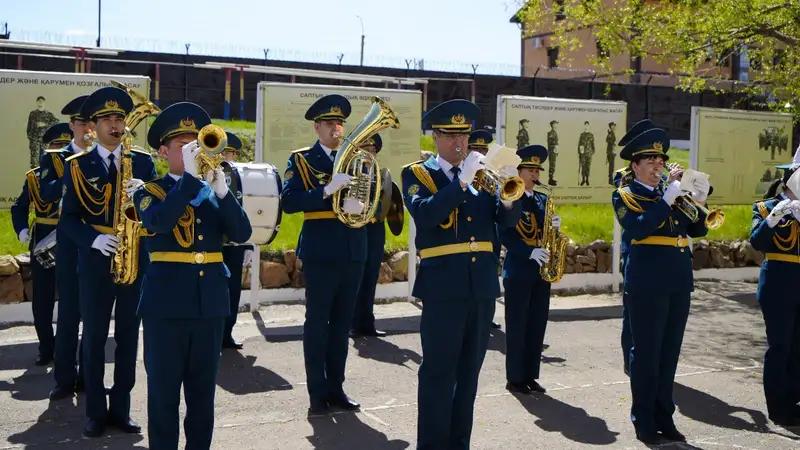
[26,168,38,175]
[143,180,167,201]
[616,186,645,213]
[44,148,67,154]
[402,160,424,169]
[756,201,769,219]
[291,146,312,154]
[131,147,152,156]
[65,151,89,162]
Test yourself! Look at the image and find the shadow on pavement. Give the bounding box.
[674,382,770,433]
[306,412,410,449]
[216,348,293,395]
[351,335,422,370]
[0,339,118,372]
[512,391,620,445]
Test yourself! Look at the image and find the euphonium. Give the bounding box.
[332,96,400,228]
[535,182,568,283]
[195,124,228,179]
[455,148,526,202]
[107,80,162,284]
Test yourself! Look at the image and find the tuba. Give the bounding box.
[107,80,162,284]
[332,96,400,228]
[455,147,525,202]
[535,182,568,283]
[195,123,228,179]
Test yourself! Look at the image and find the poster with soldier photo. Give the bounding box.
[0,70,150,209]
[497,95,627,204]
[690,106,794,205]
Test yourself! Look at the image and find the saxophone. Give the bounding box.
[108,80,162,284]
[535,182,568,283]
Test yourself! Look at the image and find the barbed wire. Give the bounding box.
[13,29,522,76]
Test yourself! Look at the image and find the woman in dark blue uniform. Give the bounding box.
[750,150,800,426]
[611,128,709,445]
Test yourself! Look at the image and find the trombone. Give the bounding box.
[455,147,525,202]
[659,163,725,229]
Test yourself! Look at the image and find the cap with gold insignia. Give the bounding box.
[360,133,382,153]
[224,131,243,152]
[423,99,481,134]
[517,144,548,169]
[61,94,90,121]
[619,128,670,162]
[468,129,493,150]
[43,122,73,147]
[79,86,133,121]
[304,94,351,122]
[147,102,212,149]
[618,119,654,146]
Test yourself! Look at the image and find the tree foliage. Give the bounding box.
[515,0,800,118]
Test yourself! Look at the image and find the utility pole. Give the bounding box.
[96,0,101,47]
[357,15,365,66]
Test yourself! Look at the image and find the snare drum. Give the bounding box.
[33,229,57,269]
[229,162,283,245]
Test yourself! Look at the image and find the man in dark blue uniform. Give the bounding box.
[750,151,800,426]
[613,118,655,377]
[10,123,71,366]
[60,86,157,437]
[350,133,388,338]
[281,94,367,415]
[499,144,560,395]
[468,128,503,330]
[134,102,252,449]
[38,94,97,400]
[611,128,709,445]
[403,99,521,449]
[220,131,251,350]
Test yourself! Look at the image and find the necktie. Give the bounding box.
[107,154,118,183]
[330,150,337,161]
[450,166,461,181]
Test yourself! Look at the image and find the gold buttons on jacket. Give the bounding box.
[198,235,204,241]
[471,257,476,262]
[674,220,679,225]
[199,270,205,276]
[467,216,472,222]
[470,236,475,241]
[196,218,202,224]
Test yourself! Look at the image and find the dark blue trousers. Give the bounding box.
[302,261,364,401]
[627,290,690,434]
[143,317,224,450]
[417,295,495,450]
[79,269,142,421]
[222,245,246,340]
[53,229,83,388]
[503,278,550,384]
[621,292,632,373]
[352,223,385,332]
[31,252,56,359]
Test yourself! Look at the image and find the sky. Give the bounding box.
[2,0,525,75]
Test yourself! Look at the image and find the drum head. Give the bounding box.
[386,181,405,236]
[221,161,240,196]
[234,162,283,246]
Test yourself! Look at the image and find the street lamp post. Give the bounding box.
[96,0,101,47]
[357,15,364,66]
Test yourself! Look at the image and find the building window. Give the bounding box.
[554,0,566,21]
[547,47,560,68]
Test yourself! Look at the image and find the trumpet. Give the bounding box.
[455,147,525,202]
[660,163,725,229]
[195,124,228,181]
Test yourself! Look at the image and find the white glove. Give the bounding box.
[182,141,201,177]
[530,247,550,266]
[766,199,792,228]
[124,178,144,196]
[791,200,800,220]
[692,178,711,204]
[243,249,253,268]
[662,180,682,206]
[18,229,30,246]
[323,173,353,197]
[342,197,363,215]
[91,234,120,257]
[551,214,561,229]
[500,199,514,209]
[458,152,485,185]
[206,168,229,198]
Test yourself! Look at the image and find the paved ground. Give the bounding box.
[0,281,798,449]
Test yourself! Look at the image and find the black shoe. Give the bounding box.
[527,380,547,393]
[490,322,501,329]
[308,398,330,416]
[35,354,53,366]
[660,427,687,442]
[48,385,74,401]
[771,415,800,427]
[326,392,360,411]
[222,338,244,350]
[83,419,106,438]
[636,430,668,445]
[107,416,141,434]
[506,382,532,394]
[350,328,387,338]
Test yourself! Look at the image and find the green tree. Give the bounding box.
[515,0,800,118]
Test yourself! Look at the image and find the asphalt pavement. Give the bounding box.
[0,281,797,449]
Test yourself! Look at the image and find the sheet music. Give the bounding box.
[484,143,521,171]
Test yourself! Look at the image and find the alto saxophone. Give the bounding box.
[108,80,162,284]
[535,182,568,283]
